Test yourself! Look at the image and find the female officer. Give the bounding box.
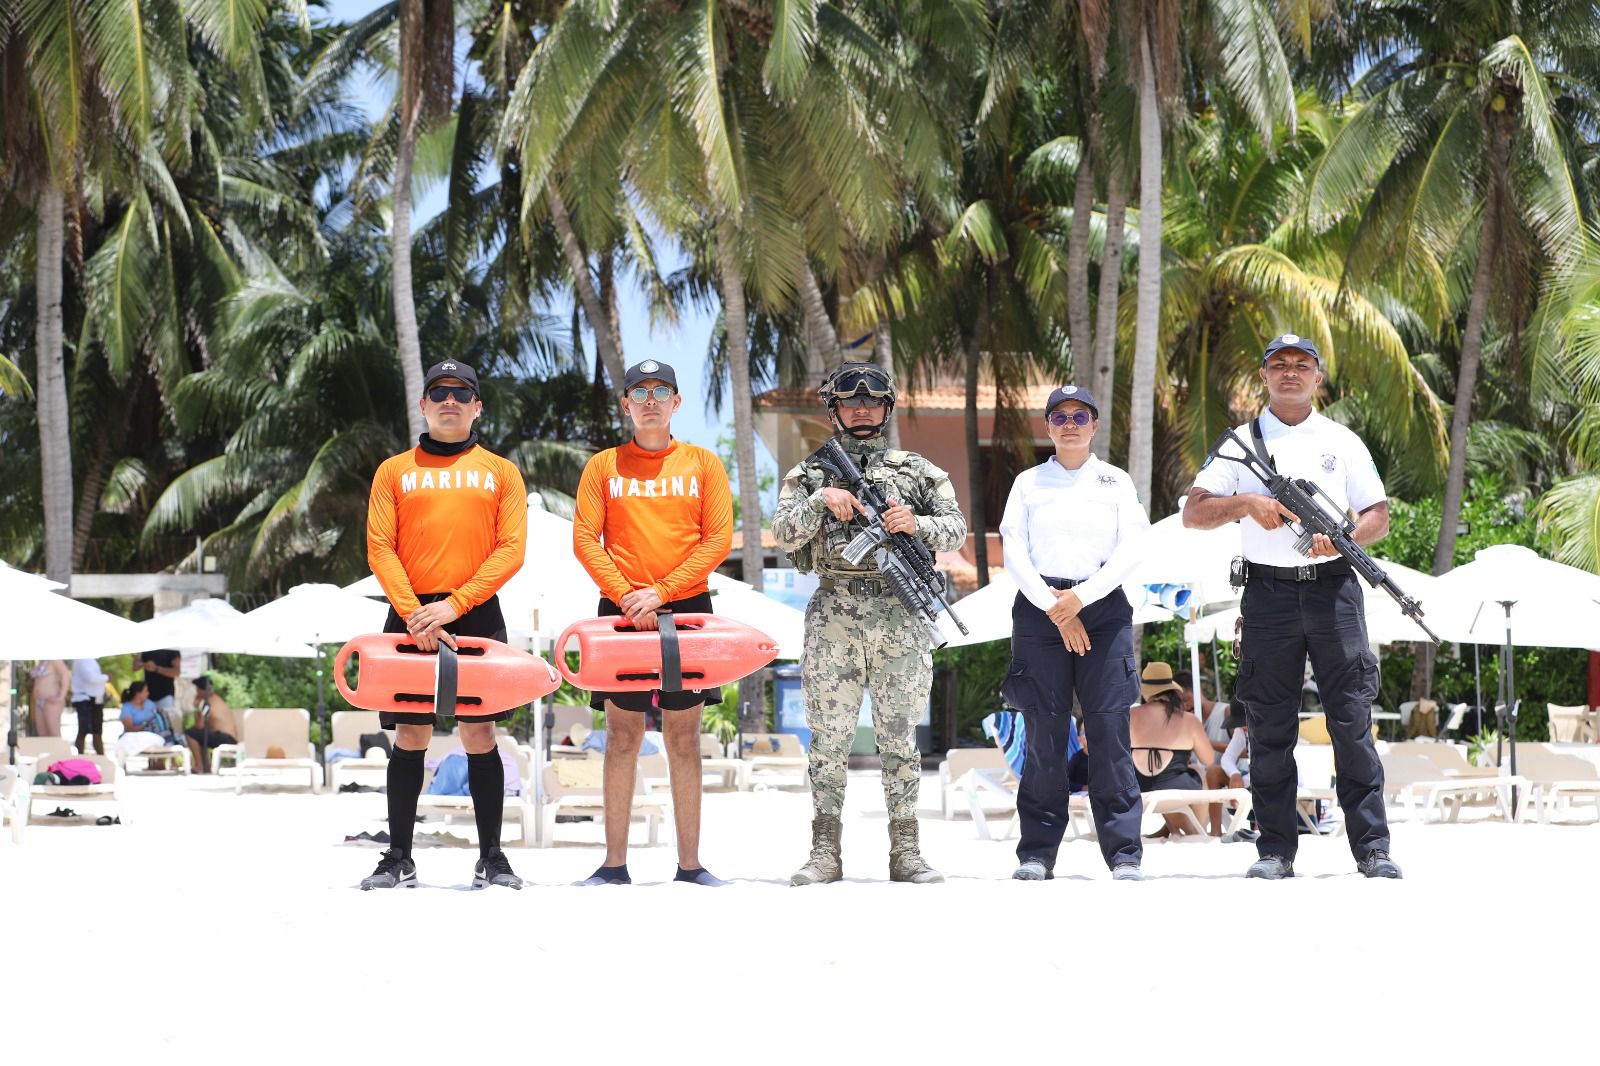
[999,385,1150,881]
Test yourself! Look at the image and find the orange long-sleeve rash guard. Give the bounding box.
[366,444,527,621]
[572,438,734,606]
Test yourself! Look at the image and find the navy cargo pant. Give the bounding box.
[1237,566,1390,863]
[1003,584,1142,871]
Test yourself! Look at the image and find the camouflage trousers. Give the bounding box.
[801,584,932,821]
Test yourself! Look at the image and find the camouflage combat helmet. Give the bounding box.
[818,361,897,439]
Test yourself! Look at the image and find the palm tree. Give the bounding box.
[1308,2,1593,580]
[1308,1,1597,690]
[1121,0,1296,505]
[1140,94,1445,513]
[0,0,277,583]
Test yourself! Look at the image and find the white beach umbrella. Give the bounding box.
[0,565,146,658]
[1429,544,1600,796]
[940,572,1173,650]
[242,584,390,751]
[133,597,314,658]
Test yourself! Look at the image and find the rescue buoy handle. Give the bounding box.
[435,642,458,713]
[334,642,357,702]
[658,612,682,693]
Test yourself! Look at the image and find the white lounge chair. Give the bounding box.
[1,765,29,843]
[1379,752,1525,823]
[1512,743,1600,823]
[326,710,392,791]
[216,708,324,793]
[415,736,538,847]
[1546,705,1597,744]
[700,733,747,791]
[739,732,808,790]
[27,753,122,823]
[1140,787,1254,837]
[938,748,1011,820]
[538,755,671,848]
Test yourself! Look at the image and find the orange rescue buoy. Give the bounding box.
[334,634,562,717]
[556,614,778,692]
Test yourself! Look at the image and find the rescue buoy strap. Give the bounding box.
[435,643,458,712]
[658,612,683,693]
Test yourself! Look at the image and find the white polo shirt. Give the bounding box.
[1190,408,1386,567]
[1000,453,1150,612]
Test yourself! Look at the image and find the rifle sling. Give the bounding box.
[1249,417,1277,472]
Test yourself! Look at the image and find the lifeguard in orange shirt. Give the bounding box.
[360,360,527,892]
[572,359,733,887]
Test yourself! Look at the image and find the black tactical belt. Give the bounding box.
[1246,559,1353,582]
[1040,576,1083,589]
[820,575,889,596]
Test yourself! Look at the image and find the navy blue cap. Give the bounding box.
[1262,333,1322,366]
[623,359,678,392]
[424,360,479,392]
[1045,384,1099,418]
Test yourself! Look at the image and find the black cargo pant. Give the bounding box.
[1003,584,1142,871]
[1237,565,1390,863]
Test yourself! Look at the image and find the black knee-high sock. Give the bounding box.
[387,746,426,858]
[468,749,505,857]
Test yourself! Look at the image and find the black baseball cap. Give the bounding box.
[1261,333,1322,366]
[1045,384,1099,419]
[623,359,678,392]
[423,360,480,392]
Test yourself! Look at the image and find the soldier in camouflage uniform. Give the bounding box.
[771,362,967,886]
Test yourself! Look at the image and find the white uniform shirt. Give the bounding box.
[70,658,109,703]
[1190,408,1386,567]
[1000,453,1150,613]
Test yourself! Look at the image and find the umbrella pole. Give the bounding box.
[1473,643,1482,737]
[1210,636,1223,703]
[1502,602,1518,816]
[315,640,327,764]
[7,660,18,767]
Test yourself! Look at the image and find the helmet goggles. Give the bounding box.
[823,366,894,400]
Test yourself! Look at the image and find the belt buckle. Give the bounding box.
[1296,564,1314,581]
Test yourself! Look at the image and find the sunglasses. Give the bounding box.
[838,394,889,409]
[427,385,476,403]
[1048,408,1093,427]
[627,385,675,404]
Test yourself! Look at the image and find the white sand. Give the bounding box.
[6,768,1598,1063]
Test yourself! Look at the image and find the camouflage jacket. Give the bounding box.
[771,435,967,576]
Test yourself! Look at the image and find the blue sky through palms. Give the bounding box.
[321,1,776,493]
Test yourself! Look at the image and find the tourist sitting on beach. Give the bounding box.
[117,682,177,759]
[1204,702,1254,839]
[1129,662,1215,837]
[184,676,238,773]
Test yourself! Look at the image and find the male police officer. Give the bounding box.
[772,362,966,885]
[1183,334,1401,879]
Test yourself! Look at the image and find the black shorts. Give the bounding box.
[184,727,237,748]
[379,594,514,728]
[589,592,724,713]
[73,699,103,732]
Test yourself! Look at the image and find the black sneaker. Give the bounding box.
[1012,859,1053,881]
[1357,850,1402,879]
[360,848,417,890]
[473,849,524,890]
[1246,855,1295,880]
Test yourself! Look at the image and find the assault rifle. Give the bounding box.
[1206,427,1440,644]
[811,438,969,648]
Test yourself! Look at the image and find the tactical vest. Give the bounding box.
[789,445,930,577]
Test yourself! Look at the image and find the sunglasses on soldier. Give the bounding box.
[427,385,476,403]
[838,394,889,409]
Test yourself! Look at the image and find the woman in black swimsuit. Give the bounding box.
[1129,662,1216,836]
